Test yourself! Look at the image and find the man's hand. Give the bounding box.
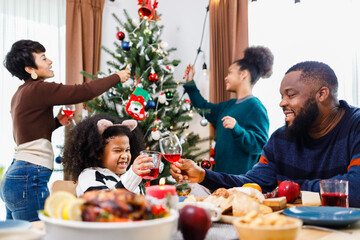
[222,116,237,129]
[116,69,131,83]
[169,159,206,183]
[57,107,70,125]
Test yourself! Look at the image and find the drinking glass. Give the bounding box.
[159,134,192,196]
[139,150,161,180]
[319,180,349,208]
[159,134,182,163]
[62,104,76,126]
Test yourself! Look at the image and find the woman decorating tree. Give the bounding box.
[0,39,130,221]
[183,46,274,175]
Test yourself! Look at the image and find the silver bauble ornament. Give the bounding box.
[200,118,208,127]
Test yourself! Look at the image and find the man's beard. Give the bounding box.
[284,97,319,140]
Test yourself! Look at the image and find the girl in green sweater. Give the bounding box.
[183,46,273,175]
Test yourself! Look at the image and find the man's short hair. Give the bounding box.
[286,61,338,96]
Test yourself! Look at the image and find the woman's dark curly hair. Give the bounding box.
[234,46,274,85]
[62,114,145,181]
[4,39,45,80]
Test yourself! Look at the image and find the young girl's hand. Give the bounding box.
[222,116,237,129]
[131,155,154,176]
[183,65,195,82]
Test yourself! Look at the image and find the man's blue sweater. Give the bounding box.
[184,80,269,174]
[201,100,360,207]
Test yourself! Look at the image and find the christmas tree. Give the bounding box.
[83,2,209,184]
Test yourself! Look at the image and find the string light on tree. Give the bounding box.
[132,18,140,26]
[160,41,168,48]
[188,110,193,117]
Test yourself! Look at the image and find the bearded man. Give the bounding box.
[170,61,360,207]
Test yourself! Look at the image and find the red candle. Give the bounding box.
[146,185,176,199]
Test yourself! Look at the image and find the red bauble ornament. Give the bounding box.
[148,73,159,83]
[116,31,125,41]
[201,160,211,169]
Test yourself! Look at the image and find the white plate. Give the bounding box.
[0,220,31,232]
[39,209,178,240]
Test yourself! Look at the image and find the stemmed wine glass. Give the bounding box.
[159,133,192,196]
[62,104,76,126]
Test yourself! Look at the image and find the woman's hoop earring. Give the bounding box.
[31,72,38,80]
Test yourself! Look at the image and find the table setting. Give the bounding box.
[2,185,360,240]
[2,135,360,240]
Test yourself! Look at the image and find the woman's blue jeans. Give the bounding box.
[0,159,52,221]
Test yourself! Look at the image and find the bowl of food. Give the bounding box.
[39,189,178,240]
[232,210,302,240]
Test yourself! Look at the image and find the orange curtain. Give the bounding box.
[66,0,105,85]
[209,0,248,103]
[208,0,248,135]
[64,0,105,180]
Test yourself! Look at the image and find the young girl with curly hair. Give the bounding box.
[62,114,153,196]
[183,46,274,175]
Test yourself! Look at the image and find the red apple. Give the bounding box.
[178,205,211,240]
[278,181,300,203]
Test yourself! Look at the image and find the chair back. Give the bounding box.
[51,180,77,196]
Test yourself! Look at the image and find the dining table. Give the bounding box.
[31,218,360,240]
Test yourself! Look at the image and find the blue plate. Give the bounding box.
[179,196,187,202]
[283,206,360,227]
[0,220,31,232]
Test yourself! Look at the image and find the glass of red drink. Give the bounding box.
[159,134,182,164]
[159,134,192,196]
[62,104,76,126]
[319,180,349,208]
[139,150,161,180]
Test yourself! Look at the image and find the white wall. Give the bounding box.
[249,0,360,134]
[101,0,210,152]
[0,0,66,220]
